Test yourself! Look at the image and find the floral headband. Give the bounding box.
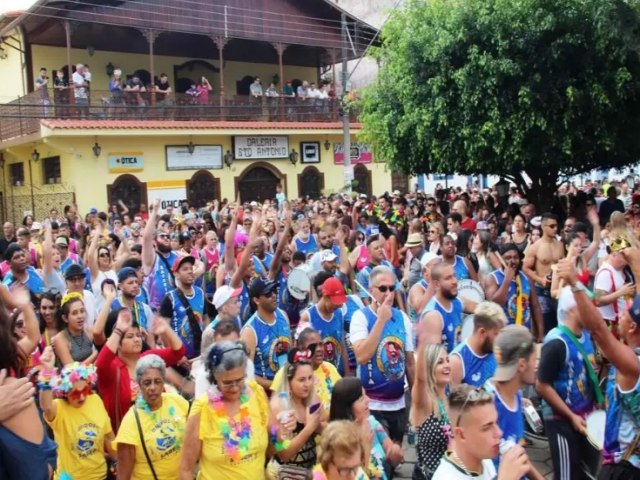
[50,362,97,398]
[206,341,248,370]
[60,291,83,308]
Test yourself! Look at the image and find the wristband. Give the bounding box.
[37,368,56,390]
[113,328,124,336]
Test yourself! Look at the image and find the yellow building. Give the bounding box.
[0,0,406,222]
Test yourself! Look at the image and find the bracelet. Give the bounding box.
[113,328,124,336]
[37,368,56,390]
[269,424,291,452]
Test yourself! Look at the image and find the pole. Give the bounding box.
[28,159,35,218]
[341,14,352,194]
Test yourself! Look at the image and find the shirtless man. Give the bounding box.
[523,213,564,334]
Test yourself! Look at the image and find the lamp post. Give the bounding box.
[29,149,40,217]
[224,150,233,169]
[289,149,299,166]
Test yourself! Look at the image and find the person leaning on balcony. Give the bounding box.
[155,73,173,109]
[53,69,68,117]
[72,63,89,118]
[250,77,263,97]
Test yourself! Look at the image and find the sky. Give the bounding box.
[0,0,37,15]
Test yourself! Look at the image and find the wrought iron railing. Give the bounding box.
[0,90,359,142]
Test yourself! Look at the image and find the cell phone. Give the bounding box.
[309,402,321,414]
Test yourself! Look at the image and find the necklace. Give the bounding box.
[69,331,87,350]
[450,450,471,476]
[208,385,252,462]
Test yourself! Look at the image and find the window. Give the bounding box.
[43,156,61,184]
[10,163,24,186]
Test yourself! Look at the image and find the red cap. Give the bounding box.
[322,277,346,306]
[172,255,195,273]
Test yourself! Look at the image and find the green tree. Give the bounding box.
[360,0,640,208]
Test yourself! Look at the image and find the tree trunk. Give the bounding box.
[515,169,559,213]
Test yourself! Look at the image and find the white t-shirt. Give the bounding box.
[594,262,626,320]
[432,455,497,479]
[349,306,414,411]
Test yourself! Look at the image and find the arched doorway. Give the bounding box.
[107,174,147,214]
[235,162,284,203]
[353,164,372,197]
[297,166,324,199]
[187,170,220,208]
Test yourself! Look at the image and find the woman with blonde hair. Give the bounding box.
[410,343,452,480]
[426,222,444,255]
[313,420,369,480]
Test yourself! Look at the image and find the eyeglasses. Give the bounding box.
[219,375,246,389]
[375,285,396,293]
[157,234,170,240]
[455,387,492,426]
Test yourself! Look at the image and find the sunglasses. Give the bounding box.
[375,285,396,293]
[545,224,558,229]
[157,234,170,240]
[260,290,277,298]
[67,385,93,401]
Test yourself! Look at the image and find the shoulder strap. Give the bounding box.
[557,325,604,405]
[115,366,121,432]
[134,408,159,480]
[175,289,202,353]
[156,252,176,287]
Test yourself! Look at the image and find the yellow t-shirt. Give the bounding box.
[190,380,269,480]
[115,392,189,480]
[271,362,341,410]
[46,394,112,480]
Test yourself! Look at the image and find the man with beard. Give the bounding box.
[309,226,343,271]
[440,234,477,281]
[486,243,543,341]
[158,255,206,361]
[418,263,476,352]
[112,266,154,334]
[356,235,403,309]
[291,217,318,258]
[523,213,564,334]
[241,278,292,390]
[142,199,178,311]
[450,301,506,387]
[536,287,600,480]
[297,276,350,376]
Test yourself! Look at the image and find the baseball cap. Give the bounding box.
[557,286,577,325]
[321,277,347,306]
[117,267,138,283]
[64,263,85,280]
[628,294,640,324]
[172,255,195,273]
[89,208,98,214]
[320,249,337,263]
[179,231,192,243]
[54,236,69,247]
[420,252,440,268]
[493,325,535,382]
[405,232,423,248]
[213,285,243,310]
[249,278,278,299]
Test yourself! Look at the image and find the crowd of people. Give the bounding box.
[33,65,338,121]
[0,175,639,480]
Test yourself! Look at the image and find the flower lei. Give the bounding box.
[208,386,252,462]
[50,362,97,398]
[135,395,185,450]
[317,363,333,408]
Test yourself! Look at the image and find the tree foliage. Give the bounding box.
[360,0,640,204]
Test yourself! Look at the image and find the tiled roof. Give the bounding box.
[41,120,361,130]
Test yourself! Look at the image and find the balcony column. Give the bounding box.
[64,21,77,109]
[144,29,159,109]
[272,42,288,120]
[214,36,228,102]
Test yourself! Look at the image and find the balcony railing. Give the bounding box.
[0,90,359,142]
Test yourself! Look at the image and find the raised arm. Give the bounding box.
[268,212,292,281]
[92,283,117,346]
[224,205,239,275]
[38,347,58,422]
[15,289,40,358]
[142,199,160,275]
[230,211,263,289]
[581,208,601,266]
[42,222,54,277]
[87,223,102,282]
[335,226,351,276]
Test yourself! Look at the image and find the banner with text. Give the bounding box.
[108,152,144,173]
[147,181,186,214]
[234,136,289,160]
[333,144,373,165]
[166,145,222,170]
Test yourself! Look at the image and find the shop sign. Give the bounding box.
[108,152,144,173]
[233,136,289,160]
[333,144,372,165]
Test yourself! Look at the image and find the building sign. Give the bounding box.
[333,144,373,165]
[108,152,144,173]
[147,180,186,214]
[166,145,222,170]
[233,136,289,160]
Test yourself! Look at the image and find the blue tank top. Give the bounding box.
[2,266,45,299]
[408,279,429,322]
[145,251,178,311]
[344,295,365,371]
[452,256,471,281]
[422,297,463,353]
[490,270,532,329]
[308,304,346,375]
[166,287,205,359]
[294,236,318,257]
[252,253,274,279]
[485,380,524,470]
[60,254,83,275]
[244,308,291,380]
[450,341,496,387]
[542,327,596,418]
[357,307,407,403]
[112,297,150,331]
[276,270,308,331]
[135,285,150,306]
[603,351,640,468]
[355,260,396,300]
[0,423,57,479]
